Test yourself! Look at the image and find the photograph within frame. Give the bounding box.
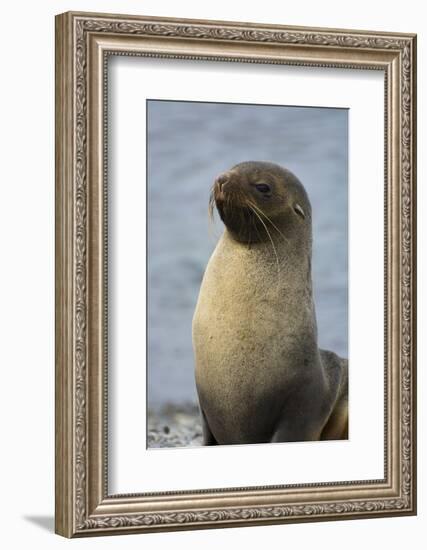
[146,99,349,450]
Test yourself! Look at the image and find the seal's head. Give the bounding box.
[210,161,312,244]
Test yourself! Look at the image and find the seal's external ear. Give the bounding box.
[294,203,306,220]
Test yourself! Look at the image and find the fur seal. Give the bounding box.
[192,161,348,445]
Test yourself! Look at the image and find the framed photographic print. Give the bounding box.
[55,11,417,537]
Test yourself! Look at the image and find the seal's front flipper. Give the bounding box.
[200,408,218,445]
[319,350,348,440]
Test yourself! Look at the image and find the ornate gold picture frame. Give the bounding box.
[55,11,417,537]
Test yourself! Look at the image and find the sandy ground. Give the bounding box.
[147,403,203,448]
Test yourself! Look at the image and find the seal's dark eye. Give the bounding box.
[255,183,271,194]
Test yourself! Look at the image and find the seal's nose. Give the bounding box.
[216,173,229,191]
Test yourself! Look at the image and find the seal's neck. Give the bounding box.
[223,226,311,266]
[220,228,313,296]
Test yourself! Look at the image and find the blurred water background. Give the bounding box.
[147,100,348,412]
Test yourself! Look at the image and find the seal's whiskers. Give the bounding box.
[208,188,221,243]
[248,205,280,275]
[208,188,215,222]
[246,200,289,243]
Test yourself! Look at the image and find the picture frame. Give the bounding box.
[55,11,417,537]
